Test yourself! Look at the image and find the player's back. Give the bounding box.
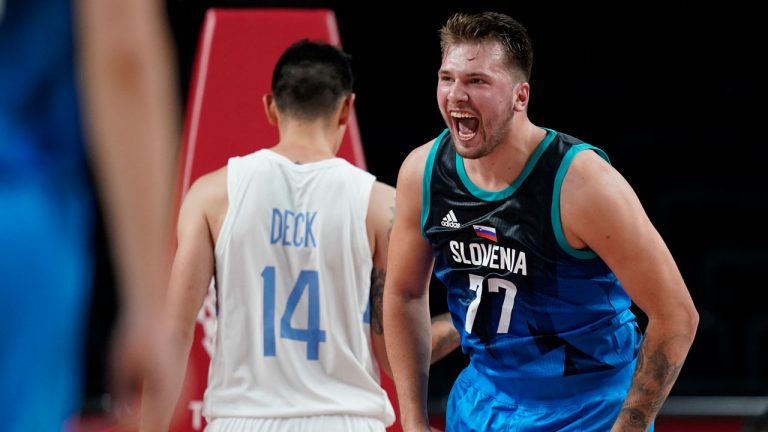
[205,149,394,425]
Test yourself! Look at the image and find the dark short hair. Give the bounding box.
[271,39,354,119]
[439,12,533,81]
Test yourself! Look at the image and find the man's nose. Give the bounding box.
[447,82,469,103]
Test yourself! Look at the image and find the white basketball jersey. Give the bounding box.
[203,149,394,426]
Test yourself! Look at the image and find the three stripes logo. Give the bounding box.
[441,210,461,228]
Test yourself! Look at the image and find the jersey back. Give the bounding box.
[422,129,641,389]
[205,149,394,425]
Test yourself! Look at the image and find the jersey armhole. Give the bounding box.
[420,129,449,238]
[360,172,377,269]
[214,157,238,255]
[551,144,610,259]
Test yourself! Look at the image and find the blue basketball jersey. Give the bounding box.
[1,1,94,430]
[422,128,641,398]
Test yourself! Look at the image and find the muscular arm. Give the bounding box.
[383,144,436,431]
[368,180,460,379]
[561,151,699,431]
[140,170,225,432]
[368,181,396,377]
[76,0,178,312]
[75,0,179,413]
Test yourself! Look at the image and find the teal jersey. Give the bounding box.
[422,129,641,390]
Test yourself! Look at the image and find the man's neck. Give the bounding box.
[462,121,545,191]
[271,121,341,164]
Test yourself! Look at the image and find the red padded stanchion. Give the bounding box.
[168,8,400,432]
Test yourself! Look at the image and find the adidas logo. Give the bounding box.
[441,210,461,228]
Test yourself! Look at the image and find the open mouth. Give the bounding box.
[450,111,479,141]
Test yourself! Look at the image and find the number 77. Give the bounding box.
[464,273,518,334]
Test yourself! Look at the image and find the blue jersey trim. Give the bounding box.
[551,143,611,259]
[421,129,449,238]
[455,128,556,201]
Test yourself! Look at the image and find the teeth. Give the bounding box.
[450,111,475,119]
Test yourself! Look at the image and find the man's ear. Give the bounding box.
[513,83,530,111]
[263,93,278,126]
[338,93,355,126]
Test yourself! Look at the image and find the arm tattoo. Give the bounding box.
[617,333,686,430]
[431,312,459,356]
[369,268,385,334]
[619,408,651,429]
[369,197,393,334]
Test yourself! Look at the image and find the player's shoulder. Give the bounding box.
[406,138,439,165]
[567,146,620,189]
[370,180,396,206]
[183,165,228,209]
[398,136,441,183]
[338,157,375,177]
[190,165,227,192]
[562,144,634,222]
[367,180,395,229]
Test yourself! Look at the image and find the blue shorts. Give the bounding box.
[445,361,654,432]
[0,180,93,431]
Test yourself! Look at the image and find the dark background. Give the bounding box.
[86,0,768,411]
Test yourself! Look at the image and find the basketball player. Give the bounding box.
[383,12,698,432]
[140,39,459,432]
[1,0,176,429]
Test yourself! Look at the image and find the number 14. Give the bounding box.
[261,266,326,360]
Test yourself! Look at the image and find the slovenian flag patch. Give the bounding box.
[473,225,497,242]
